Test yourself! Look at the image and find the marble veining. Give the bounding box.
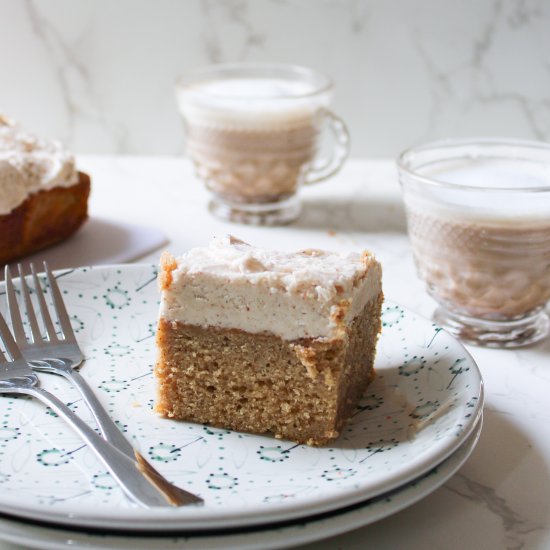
[411,0,550,144]
[445,473,543,549]
[201,0,266,62]
[22,0,130,153]
[0,0,547,156]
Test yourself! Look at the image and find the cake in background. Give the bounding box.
[155,236,383,446]
[0,115,90,265]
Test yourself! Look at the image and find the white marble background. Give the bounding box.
[0,0,549,157]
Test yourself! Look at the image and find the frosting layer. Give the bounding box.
[159,236,382,341]
[0,115,78,215]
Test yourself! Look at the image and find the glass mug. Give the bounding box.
[175,63,350,225]
[397,138,550,348]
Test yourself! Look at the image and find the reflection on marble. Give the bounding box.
[0,0,548,157]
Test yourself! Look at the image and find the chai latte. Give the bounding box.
[404,158,550,320]
[176,77,326,203]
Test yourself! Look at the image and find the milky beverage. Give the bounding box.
[404,158,550,319]
[177,78,327,203]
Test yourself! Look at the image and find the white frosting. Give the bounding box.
[160,236,382,341]
[0,116,78,215]
[0,161,28,215]
[176,77,330,128]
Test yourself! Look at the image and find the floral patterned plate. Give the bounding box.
[0,264,483,530]
[0,416,482,550]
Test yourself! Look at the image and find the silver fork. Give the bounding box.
[3,263,202,507]
[0,310,201,508]
[5,263,135,458]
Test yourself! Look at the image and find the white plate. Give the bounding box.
[0,264,483,531]
[0,417,482,550]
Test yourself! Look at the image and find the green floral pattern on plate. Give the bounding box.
[0,420,483,549]
[0,265,483,531]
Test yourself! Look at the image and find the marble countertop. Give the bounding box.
[2,156,549,550]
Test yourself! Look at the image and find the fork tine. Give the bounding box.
[0,311,24,362]
[29,263,59,343]
[43,262,76,342]
[4,266,29,345]
[17,264,44,344]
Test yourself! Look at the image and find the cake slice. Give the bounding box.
[155,236,383,446]
[0,115,90,265]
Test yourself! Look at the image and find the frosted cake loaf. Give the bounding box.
[0,115,90,264]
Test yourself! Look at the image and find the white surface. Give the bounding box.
[0,419,482,550]
[2,155,550,549]
[0,1,549,157]
[0,265,482,530]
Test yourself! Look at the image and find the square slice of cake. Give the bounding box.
[155,236,383,446]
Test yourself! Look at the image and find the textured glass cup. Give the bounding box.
[176,63,349,225]
[397,138,550,348]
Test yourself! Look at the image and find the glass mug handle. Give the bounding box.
[303,109,350,185]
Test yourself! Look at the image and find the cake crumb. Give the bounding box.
[159,251,177,290]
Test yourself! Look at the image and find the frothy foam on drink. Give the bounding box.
[192,78,317,99]
[177,77,328,127]
[406,157,550,223]
[421,157,550,190]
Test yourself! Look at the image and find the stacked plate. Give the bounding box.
[0,265,484,550]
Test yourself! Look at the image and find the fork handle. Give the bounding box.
[22,385,202,508]
[52,363,136,459]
